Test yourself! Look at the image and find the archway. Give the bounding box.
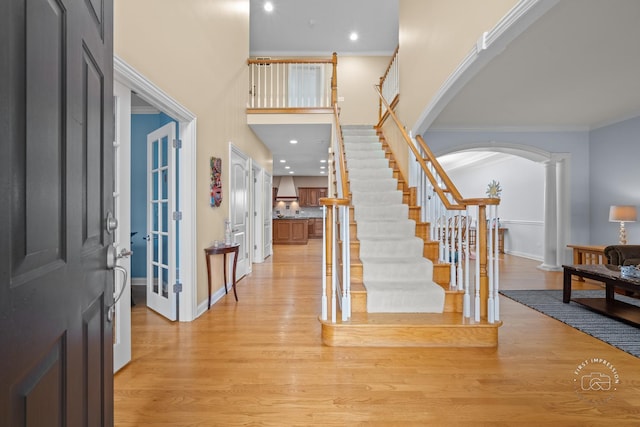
[432,141,569,270]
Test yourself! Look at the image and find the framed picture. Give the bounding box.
[210,157,222,207]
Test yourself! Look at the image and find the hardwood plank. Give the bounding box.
[115,240,640,425]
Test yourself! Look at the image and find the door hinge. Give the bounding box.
[173,211,182,221]
[173,282,182,293]
[173,139,182,149]
[254,244,257,250]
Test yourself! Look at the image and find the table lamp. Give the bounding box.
[609,205,637,245]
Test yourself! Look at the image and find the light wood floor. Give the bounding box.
[115,240,640,426]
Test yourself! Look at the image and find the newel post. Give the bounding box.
[331,52,338,106]
[478,205,489,319]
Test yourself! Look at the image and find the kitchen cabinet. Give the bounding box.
[297,187,328,207]
[273,219,308,244]
[307,218,324,238]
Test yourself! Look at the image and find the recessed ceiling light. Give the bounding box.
[264,2,274,13]
[289,139,298,144]
[280,159,286,163]
[349,32,358,41]
[320,159,326,163]
[284,166,290,169]
[289,171,294,174]
[320,166,326,169]
[320,171,326,174]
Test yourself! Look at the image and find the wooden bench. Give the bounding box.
[566,244,607,281]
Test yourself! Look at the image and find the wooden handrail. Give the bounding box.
[374,85,463,211]
[373,84,502,321]
[378,46,399,123]
[332,103,350,203]
[247,57,335,65]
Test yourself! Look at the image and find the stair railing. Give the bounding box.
[378,46,400,126]
[320,104,351,323]
[374,85,501,323]
[247,54,338,110]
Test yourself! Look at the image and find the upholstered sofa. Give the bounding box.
[603,245,640,266]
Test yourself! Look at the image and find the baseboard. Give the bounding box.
[131,278,146,286]
[195,285,234,318]
[506,250,543,262]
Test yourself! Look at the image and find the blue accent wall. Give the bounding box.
[130,113,179,278]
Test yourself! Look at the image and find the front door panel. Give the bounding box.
[0,0,115,424]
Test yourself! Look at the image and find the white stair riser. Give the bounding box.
[347,158,389,169]
[350,179,398,192]
[356,220,416,239]
[362,259,434,282]
[346,150,386,161]
[352,190,402,205]
[349,168,393,179]
[354,204,408,221]
[359,237,424,258]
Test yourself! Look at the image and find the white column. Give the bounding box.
[539,157,562,271]
[555,157,567,267]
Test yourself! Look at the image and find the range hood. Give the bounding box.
[276,176,298,200]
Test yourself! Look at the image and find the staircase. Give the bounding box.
[320,125,502,347]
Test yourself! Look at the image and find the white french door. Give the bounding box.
[113,80,132,372]
[146,122,177,320]
[263,172,272,258]
[230,146,250,278]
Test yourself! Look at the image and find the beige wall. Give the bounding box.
[337,56,392,125]
[114,0,272,306]
[386,0,518,180]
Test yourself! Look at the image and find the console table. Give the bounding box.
[205,243,239,308]
[563,264,640,327]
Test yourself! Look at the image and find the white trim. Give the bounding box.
[114,56,198,322]
[250,50,397,57]
[114,56,196,121]
[131,278,146,286]
[412,0,561,136]
[427,124,589,133]
[433,141,551,163]
[506,250,543,262]
[131,106,161,115]
[499,219,544,226]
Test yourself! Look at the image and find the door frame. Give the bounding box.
[113,80,132,372]
[114,56,198,322]
[252,164,265,263]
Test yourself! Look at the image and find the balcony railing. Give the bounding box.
[247,54,337,111]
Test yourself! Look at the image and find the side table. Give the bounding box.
[204,243,239,308]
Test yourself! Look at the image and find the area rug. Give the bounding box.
[499,289,640,358]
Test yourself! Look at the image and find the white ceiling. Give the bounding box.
[250,0,398,56]
[250,123,332,176]
[250,0,640,175]
[249,0,398,176]
[430,0,640,131]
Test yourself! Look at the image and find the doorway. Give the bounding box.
[114,57,197,323]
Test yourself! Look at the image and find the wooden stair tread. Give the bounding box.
[333,312,501,327]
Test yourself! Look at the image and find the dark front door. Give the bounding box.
[1,0,114,425]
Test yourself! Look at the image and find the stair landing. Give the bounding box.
[321,313,501,348]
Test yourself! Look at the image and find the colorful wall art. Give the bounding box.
[210,157,222,207]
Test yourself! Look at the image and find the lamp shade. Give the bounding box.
[609,205,637,222]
